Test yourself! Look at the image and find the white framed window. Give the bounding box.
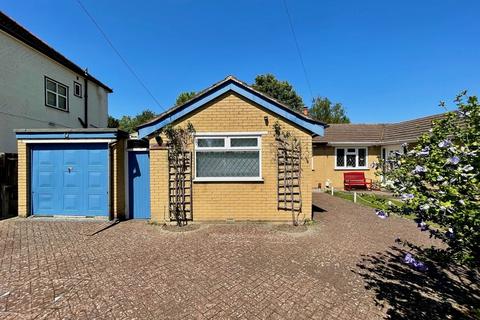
[74,81,82,98]
[45,77,68,111]
[194,134,262,181]
[381,145,404,161]
[335,147,368,169]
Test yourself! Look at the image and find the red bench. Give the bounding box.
[343,172,372,191]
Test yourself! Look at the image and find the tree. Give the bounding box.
[108,116,119,128]
[252,74,304,112]
[118,109,157,133]
[381,92,479,265]
[309,97,350,123]
[175,91,196,106]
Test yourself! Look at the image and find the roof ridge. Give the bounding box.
[383,112,449,126]
[136,76,325,138]
[137,76,325,130]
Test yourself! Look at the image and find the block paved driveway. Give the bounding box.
[0,193,470,320]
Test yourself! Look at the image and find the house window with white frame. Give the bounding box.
[73,81,82,98]
[195,134,261,181]
[45,77,68,111]
[335,147,368,169]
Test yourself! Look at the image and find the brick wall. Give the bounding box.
[149,146,169,222]
[110,139,126,219]
[312,145,381,190]
[148,92,313,222]
[17,141,29,217]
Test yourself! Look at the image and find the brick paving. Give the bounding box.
[0,193,455,319]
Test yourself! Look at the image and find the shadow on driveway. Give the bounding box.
[354,241,480,320]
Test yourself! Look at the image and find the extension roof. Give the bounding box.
[313,113,448,145]
[0,11,113,93]
[137,76,325,138]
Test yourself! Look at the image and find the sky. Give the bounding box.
[2,0,479,123]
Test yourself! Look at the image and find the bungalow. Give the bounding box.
[137,76,325,222]
[311,113,446,189]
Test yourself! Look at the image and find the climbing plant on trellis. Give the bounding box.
[274,122,303,225]
[162,123,195,226]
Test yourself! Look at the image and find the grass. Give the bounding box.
[326,190,442,229]
[328,190,402,209]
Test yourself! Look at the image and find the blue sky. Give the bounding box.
[3,0,479,123]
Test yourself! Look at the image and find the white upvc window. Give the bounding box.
[74,81,82,98]
[45,77,68,111]
[335,147,368,169]
[194,133,262,182]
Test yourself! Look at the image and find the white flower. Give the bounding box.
[413,165,427,173]
[401,193,415,201]
[382,180,395,188]
[417,147,430,156]
[420,204,430,211]
[438,139,452,148]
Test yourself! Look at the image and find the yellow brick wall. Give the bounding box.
[17,141,29,217]
[110,139,126,220]
[149,146,170,222]
[148,92,313,222]
[312,145,381,190]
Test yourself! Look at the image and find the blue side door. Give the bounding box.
[31,143,108,216]
[128,150,151,219]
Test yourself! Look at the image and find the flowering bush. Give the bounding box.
[382,92,479,265]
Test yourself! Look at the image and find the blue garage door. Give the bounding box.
[128,150,151,219]
[31,143,108,216]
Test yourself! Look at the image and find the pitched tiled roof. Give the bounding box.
[137,76,325,138]
[382,113,447,143]
[313,124,385,143]
[0,11,112,93]
[313,113,448,145]
[139,75,324,129]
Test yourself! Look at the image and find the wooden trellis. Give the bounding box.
[168,150,193,224]
[277,139,302,216]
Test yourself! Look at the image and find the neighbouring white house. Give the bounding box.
[0,11,112,153]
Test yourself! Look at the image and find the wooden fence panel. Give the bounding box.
[0,153,18,218]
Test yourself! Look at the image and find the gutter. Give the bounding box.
[312,138,420,147]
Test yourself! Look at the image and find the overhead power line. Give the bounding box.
[281,0,314,103]
[75,0,165,111]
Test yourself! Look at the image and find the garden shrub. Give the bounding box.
[381,92,479,266]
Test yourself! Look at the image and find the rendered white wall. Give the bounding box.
[0,30,109,153]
